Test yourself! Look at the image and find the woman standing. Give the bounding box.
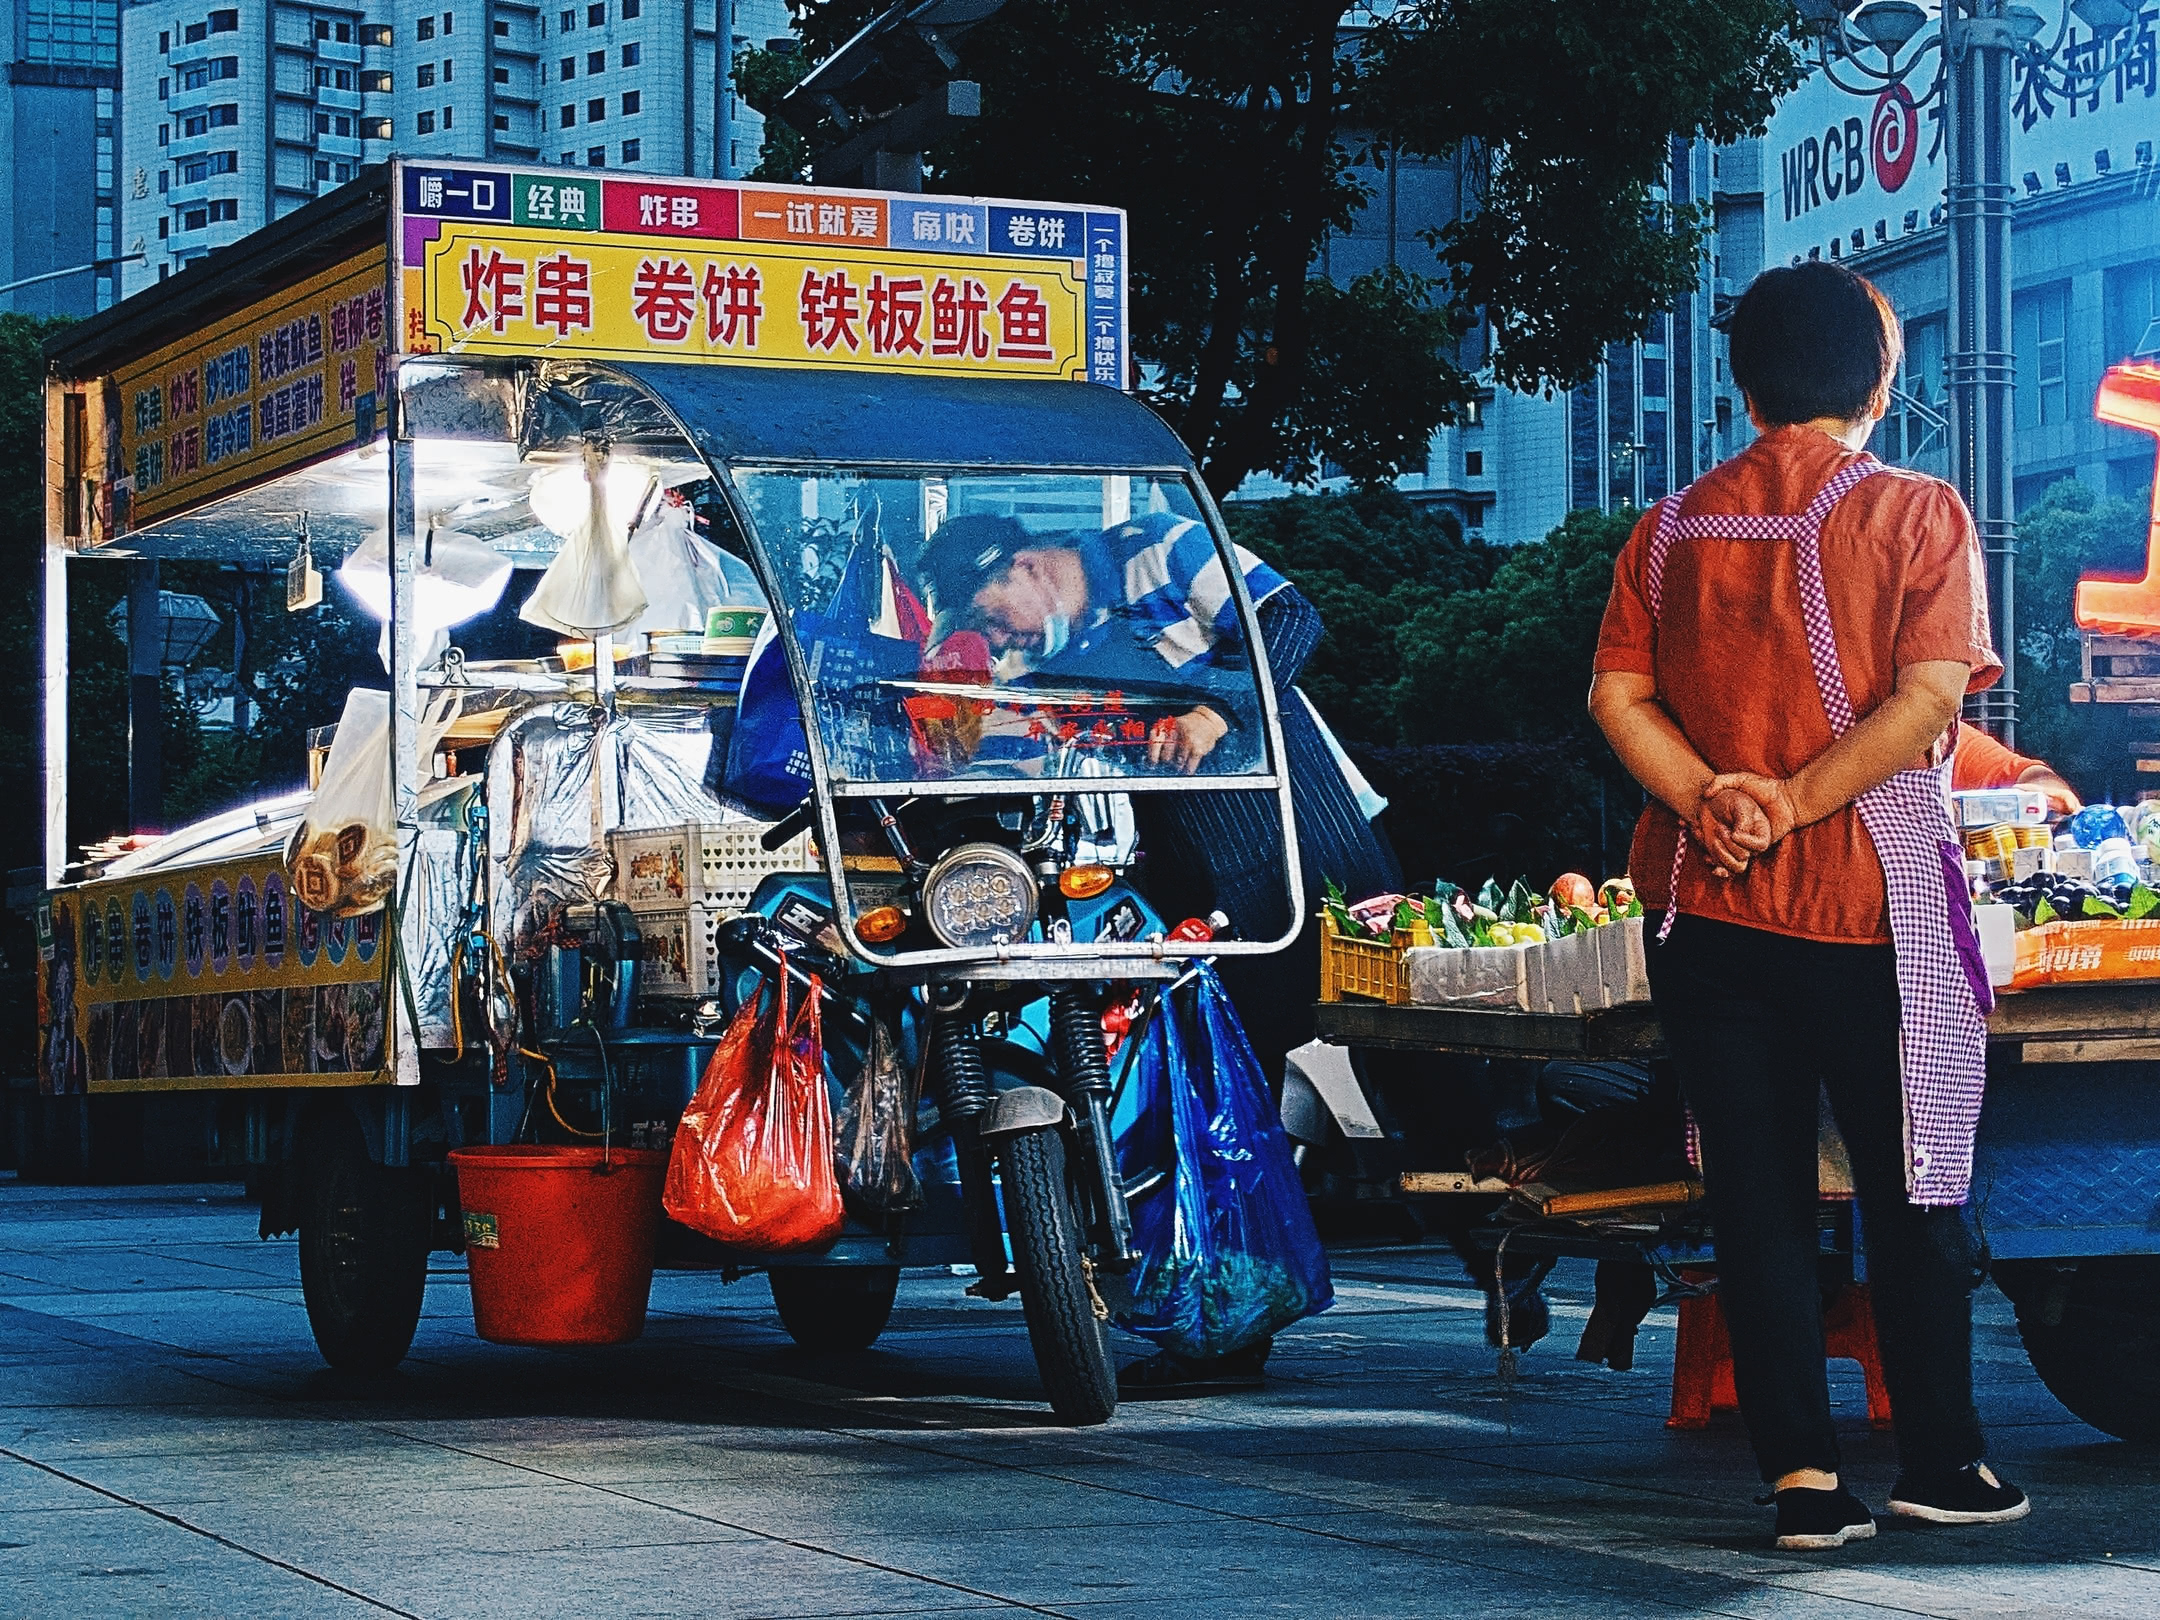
[1589,261,2028,1549]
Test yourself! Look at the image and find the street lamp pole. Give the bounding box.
[1944,0,2019,739]
[0,251,145,301]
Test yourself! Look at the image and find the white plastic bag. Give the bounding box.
[287,689,396,917]
[520,444,653,637]
[626,501,766,638]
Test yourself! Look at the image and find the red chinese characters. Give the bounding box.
[534,252,593,337]
[799,268,862,352]
[931,276,990,359]
[460,247,526,333]
[701,262,763,348]
[631,257,697,343]
[866,273,925,356]
[995,281,1054,361]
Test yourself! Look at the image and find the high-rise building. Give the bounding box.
[2,0,123,316]
[119,0,789,296]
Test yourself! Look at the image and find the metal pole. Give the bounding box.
[1945,0,2019,741]
[126,560,163,833]
[713,0,734,179]
[0,252,144,300]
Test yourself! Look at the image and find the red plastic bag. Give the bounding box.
[663,966,843,1251]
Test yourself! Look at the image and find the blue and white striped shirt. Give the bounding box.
[1070,512,1289,673]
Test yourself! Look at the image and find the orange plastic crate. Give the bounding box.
[1320,916,1410,1004]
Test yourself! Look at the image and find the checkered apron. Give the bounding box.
[1647,456,1992,1205]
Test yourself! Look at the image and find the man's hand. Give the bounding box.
[1151,707,1228,774]
[1695,787,1773,877]
[1705,771,1800,847]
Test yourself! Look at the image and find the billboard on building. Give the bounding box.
[1763,32,2160,270]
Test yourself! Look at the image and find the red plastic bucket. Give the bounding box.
[448,1145,668,1346]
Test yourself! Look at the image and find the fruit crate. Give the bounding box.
[609,821,817,915]
[631,903,728,1001]
[1320,916,1411,1005]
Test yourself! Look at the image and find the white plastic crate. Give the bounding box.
[610,820,817,915]
[632,902,726,1001]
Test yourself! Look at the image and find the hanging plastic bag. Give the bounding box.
[520,443,654,637]
[663,964,843,1250]
[836,1017,922,1215]
[626,500,766,639]
[1111,964,1333,1359]
[286,688,397,917]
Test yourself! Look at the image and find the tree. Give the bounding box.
[2010,477,2151,798]
[742,1,1800,494]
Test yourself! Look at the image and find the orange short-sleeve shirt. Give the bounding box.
[1595,425,2002,944]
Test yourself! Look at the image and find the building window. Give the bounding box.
[587,96,604,120]
[315,66,330,86]
[360,23,390,45]
[209,9,238,30]
[494,18,509,35]
[442,10,453,31]
[335,68,352,87]
[560,104,575,127]
[161,29,171,50]
[587,48,604,72]
[493,112,509,129]
[313,20,326,39]
[182,207,208,230]
[336,21,352,41]
[316,112,330,132]
[157,169,168,191]
[441,57,452,79]
[1464,449,1484,478]
[417,62,435,86]
[493,65,509,82]
[2105,261,2160,361]
[560,8,574,28]
[159,217,170,238]
[442,104,452,127]
[561,150,574,162]
[587,2,605,23]
[360,69,391,91]
[620,90,638,114]
[212,103,238,126]
[560,55,574,77]
[336,114,352,134]
[620,41,638,65]
[621,137,639,162]
[418,14,435,39]
[316,159,331,178]
[417,110,436,133]
[335,161,351,179]
[622,0,639,14]
[2015,281,2071,428]
[159,122,170,144]
[209,199,237,222]
[1880,316,1947,465]
[587,143,604,163]
[184,21,206,42]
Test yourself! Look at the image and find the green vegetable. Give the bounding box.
[2081,893,2125,920]
[1477,878,1506,915]
[2130,886,2160,922]
[1392,898,1421,934]
[1322,877,1367,939]
[1505,880,1538,924]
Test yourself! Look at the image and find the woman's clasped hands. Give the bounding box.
[1692,772,1801,879]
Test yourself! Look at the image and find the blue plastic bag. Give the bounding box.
[1111,964,1333,1359]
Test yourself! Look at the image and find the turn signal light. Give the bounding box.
[1059,865,1116,900]
[853,905,908,945]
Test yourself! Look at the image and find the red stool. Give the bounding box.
[1668,1280,1893,1431]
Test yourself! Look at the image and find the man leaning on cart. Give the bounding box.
[1590,261,2031,1550]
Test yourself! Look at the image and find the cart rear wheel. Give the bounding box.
[769,1265,900,1353]
[297,1108,430,1373]
[1000,1126,1116,1427]
[1995,1257,2160,1443]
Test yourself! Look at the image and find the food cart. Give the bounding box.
[33,158,1291,1412]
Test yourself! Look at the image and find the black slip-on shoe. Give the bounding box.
[1772,1486,1878,1550]
[1886,1464,2031,1525]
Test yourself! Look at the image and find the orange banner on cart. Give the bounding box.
[115,250,389,529]
[2011,916,2160,989]
[408,224,1088,379]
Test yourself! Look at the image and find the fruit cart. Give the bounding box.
[32,158,1294,1417]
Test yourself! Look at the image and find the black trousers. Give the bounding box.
[1648,914,1988,1482]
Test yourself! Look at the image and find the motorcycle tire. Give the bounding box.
[1995,1256,2160,1443]
[297,1106,430,1374]
[769,1265,901,1353]
[999,1125,1117,1427]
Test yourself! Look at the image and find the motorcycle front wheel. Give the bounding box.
[999,1125,1117,1426]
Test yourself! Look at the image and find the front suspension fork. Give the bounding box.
[928,1001,1012,1296]
[1049,986,1135,1270]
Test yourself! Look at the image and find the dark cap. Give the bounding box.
[917,513,1033,620]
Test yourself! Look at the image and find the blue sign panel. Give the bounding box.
[402,166,513,220]
[988,206,1086,259]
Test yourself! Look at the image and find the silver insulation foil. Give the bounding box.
[485,700,726,959]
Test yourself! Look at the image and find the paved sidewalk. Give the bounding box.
[0,1179,2153,1618]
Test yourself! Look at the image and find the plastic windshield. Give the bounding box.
[730,468,1279,787]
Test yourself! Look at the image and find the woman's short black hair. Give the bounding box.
[1727,261,1901,426]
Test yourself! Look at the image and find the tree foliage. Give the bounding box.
[743,0,1801,493]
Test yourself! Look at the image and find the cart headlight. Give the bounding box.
[922,843,1038,949]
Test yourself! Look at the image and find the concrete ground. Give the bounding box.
[0,1180,2153,1618]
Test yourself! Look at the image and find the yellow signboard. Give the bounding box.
[40,857,388,1094]
[116,250,389,529]
[408,223,1088,381]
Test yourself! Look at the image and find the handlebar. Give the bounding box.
[761,797,816,851]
